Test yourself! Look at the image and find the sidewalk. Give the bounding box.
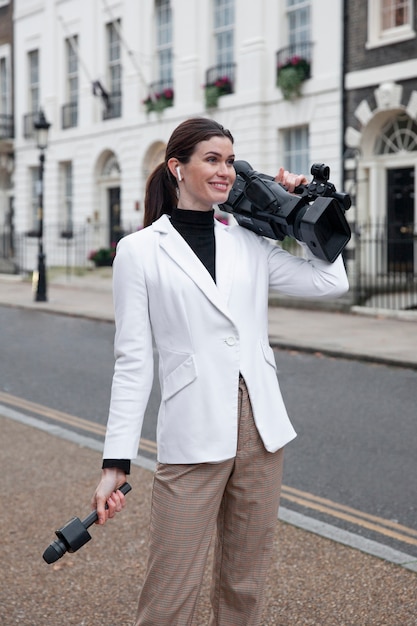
[1,411,416,626]
[1,270,416,369]
[1,271,417,625]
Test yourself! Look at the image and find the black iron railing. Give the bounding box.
[205,62,236,92]
[276,41,313,76]
[354,222,417,310]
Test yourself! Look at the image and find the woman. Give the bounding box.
[92,117,348,625]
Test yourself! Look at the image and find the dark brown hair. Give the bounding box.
[143,117,234,226]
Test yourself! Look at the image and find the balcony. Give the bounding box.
[204,62,236,108]
[62,102,78,129]
[102,91,122,120]
[0,114,14,140]
[276,42,313,100]
[143,80,174,113]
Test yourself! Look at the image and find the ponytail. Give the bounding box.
[144,163,178,227]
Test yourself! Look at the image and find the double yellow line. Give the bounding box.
[0,391,157,455]
[281,485,417,547]
[1,390,416,549]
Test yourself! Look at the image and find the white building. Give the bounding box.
[11,0,344,270]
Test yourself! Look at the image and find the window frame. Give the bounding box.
[213,0,235,66]
[281,125,310,177]
[155,0,173,85]
[28,49,40,113]
[367,0,415,48]
[0,55,10,116]
[286,0,311,46]
[107,20,122,96]
[60,161,74,234]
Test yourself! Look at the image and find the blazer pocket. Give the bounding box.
[261,341,277,370]
[162,354,197,401]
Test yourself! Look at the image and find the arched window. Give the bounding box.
[102,154,120,177]
[374,113,417,154]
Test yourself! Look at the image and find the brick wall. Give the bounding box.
[345,0,417,72]
[0,0,13,45]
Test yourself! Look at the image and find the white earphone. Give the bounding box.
[176,166,182,182]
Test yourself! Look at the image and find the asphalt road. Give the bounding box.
[1,305,416,559]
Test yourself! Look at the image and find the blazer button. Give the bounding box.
[225,336,236,346]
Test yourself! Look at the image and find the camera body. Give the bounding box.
[219,161,351,262]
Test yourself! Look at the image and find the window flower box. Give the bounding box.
[204,76,233,109]
[143,87,174,113]
[277,56,310,100]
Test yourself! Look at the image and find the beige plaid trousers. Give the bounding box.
[135,376,284,626]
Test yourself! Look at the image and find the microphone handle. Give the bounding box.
[82,482,132,529]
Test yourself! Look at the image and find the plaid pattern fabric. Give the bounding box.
[135,377,284,625]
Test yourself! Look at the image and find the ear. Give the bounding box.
[167,158,181,180]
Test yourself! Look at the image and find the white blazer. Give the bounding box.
[102,214,349,464]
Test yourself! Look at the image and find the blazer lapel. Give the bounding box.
[154,215,235,321]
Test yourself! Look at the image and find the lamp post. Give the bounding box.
[34,109,51,302]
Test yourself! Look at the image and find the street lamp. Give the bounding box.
[34,109,51,302]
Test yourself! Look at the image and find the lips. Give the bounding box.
[210,182,229,191]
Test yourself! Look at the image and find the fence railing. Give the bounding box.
[10,221,139,276]
[354,222,417,310]
[2,220,417,311]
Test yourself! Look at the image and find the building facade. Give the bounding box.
[343,0,417,309]
[0,0,14,271]
[9,0,345,273]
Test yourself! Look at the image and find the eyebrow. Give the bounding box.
[203,150,235,158]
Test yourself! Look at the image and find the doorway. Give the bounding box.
[108,186,122,247]
[387,167,414,273]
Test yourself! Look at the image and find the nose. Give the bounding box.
[217,161,230,176]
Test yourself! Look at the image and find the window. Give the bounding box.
[282,126,309,175]
[155,0,173,87]
[24,50,39,137]
[287,0,311,47]
[214,0,235,66]
[63,37,78,128]
[0,56,10,116]
[105,21,122,118]
[28,50,40,113]
[374,113,417,154]
[0,53,13,139]
[276,0,312,76]
[60,162,73,236]
[204,0,235,93]
[367,0,414,48]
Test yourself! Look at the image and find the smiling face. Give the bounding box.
[170,136,236,212]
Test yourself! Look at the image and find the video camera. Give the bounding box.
[219,160,351,262]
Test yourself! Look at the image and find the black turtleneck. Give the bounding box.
[171,208,216,283]
[102,207,217,475]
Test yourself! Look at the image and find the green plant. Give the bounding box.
[143,87,174,113]
[204,76,233,108]
[277,56,310,100]
[88,245,116,266]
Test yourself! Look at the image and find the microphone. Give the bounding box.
[43,482,132,564]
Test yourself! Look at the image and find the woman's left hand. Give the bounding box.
[275,167,308,193]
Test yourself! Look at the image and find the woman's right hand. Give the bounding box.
[92,468,127,525]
